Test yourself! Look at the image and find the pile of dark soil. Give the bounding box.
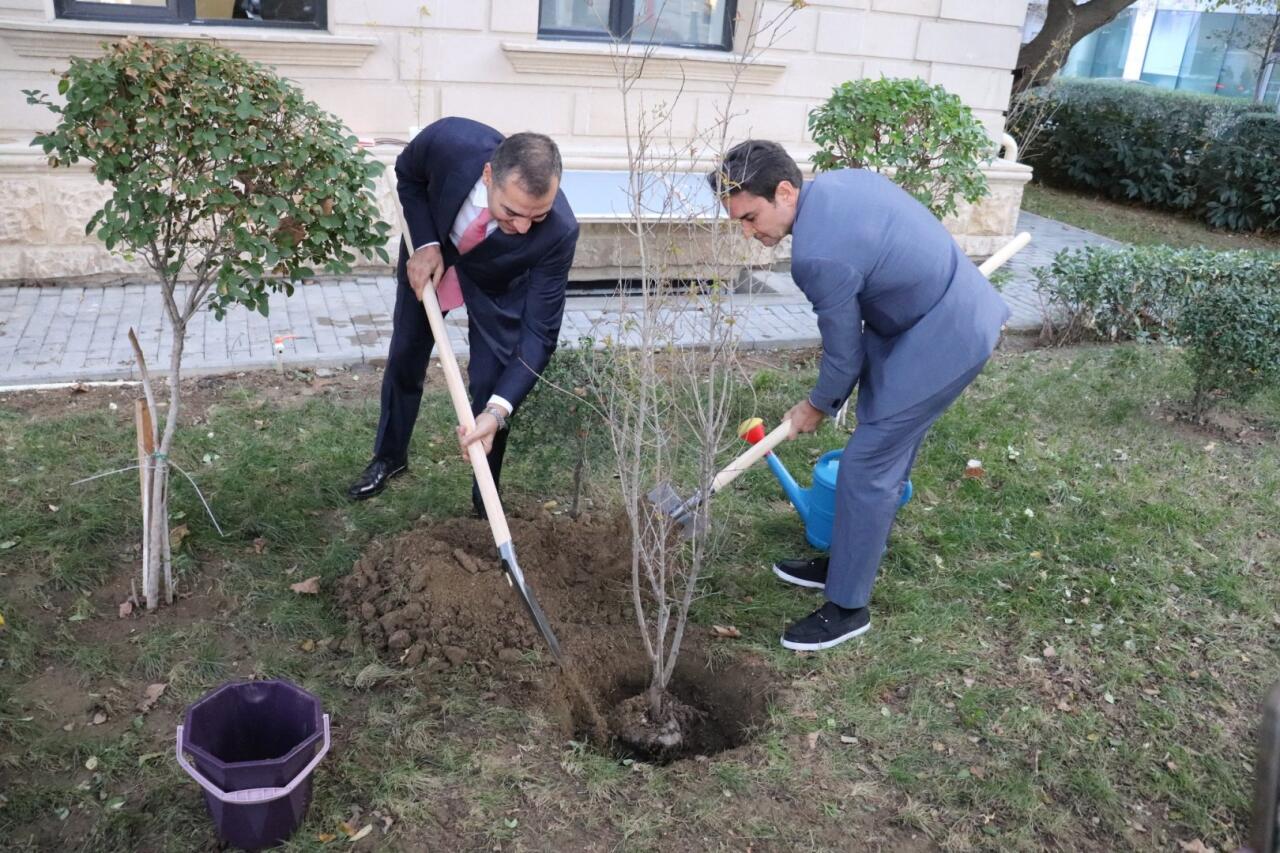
[338,510,777,760]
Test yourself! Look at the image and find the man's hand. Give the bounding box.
[457,412,499,458]
[784,399,826,439]
[407,244,444,301]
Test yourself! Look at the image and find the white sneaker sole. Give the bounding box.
[771,563,826,590]
[780,621,871,651]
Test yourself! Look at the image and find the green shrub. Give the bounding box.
[1198,113,1280,233]
[25,38,390,315]
[807,77,991,219]
[1035,245,1280,411]
[1010,80,1279,233]
[1176,283,1280,413]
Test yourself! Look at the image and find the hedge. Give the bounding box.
[1035,245,1280,412]
[1011,80,1280,233]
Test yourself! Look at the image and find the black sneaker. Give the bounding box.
[772,556,828,590]
[781,602,870,651]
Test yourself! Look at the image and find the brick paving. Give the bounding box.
[0,211,1119,385]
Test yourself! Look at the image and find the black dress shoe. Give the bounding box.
[347,458,407,501]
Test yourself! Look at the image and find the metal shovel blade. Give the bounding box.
[498,542,562,663]
[644,482,706,538]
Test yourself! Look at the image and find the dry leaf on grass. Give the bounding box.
[806,731,820,751]
[170,524,190,549]
[710,625,741,639]
[291,576,321,595]
[252,537,268,554]
[118,600,133,618]
[1178,841,1215,853]
[136,683,166,713]
[316,833,336,843]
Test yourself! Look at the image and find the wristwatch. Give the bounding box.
[482,404,508,431]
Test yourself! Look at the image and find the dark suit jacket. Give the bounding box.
[790,170,1010,423]
[395,117,579,409]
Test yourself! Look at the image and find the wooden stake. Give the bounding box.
[134,398,154,607]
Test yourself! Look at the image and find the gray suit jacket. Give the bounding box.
[790,170,1010,423]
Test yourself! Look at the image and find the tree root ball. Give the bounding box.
[607,691,702,755]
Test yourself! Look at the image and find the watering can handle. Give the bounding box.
[710,420,792,495]
[175,714,330,805]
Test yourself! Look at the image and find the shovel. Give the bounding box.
[648,419,793,535]
[389,188,562,663]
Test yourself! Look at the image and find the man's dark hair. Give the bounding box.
[491,132,563,197]
[707,139,803,201]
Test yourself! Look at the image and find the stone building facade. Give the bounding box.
[0,0,1032,284]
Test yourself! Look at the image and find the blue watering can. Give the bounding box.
[739,418,912,550]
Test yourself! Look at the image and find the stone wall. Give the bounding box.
[0,0,1033,284]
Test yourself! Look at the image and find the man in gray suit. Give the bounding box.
[709,140,1009,652]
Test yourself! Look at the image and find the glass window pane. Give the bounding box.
[1176,12,1234,96]
[631,0,729,47]
[196,0,318,22]
[1060,8,1134,79]
[1141,10,1195,89]
[1263,62,1280,106]
[540,0,610,34]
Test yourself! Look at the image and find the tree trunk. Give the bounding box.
[1014,0,1141,92]
[143,319,187,609]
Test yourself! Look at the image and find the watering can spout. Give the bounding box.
[770,455,811,521]
[738,418,811,522]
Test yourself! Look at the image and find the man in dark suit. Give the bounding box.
[709,140,1009,652]
[348,118,579,512]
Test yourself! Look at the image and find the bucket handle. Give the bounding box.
[175,714,330,805]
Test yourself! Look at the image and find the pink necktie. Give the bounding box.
[436,208,493,312]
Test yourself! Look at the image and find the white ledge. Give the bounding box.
[0,18,379,68]
[501,40,786,85]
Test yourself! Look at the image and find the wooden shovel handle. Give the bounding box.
[978,231,1031,277]
[391,189,512,547]
[709,420,792,495]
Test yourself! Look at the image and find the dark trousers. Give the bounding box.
[374,241,511,500]
[825,361,988,609]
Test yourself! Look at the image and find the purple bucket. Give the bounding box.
[176,679,329,851]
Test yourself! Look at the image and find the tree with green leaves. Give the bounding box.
[807,78,991,219]
[25,38,390,609]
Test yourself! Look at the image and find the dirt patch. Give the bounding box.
[338,511,778,761]
[1158,401,1278,447]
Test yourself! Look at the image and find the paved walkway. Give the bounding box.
[0,212,1118,386]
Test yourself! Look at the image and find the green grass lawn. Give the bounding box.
[1,345,1277,851]
[1021,183,1280,252]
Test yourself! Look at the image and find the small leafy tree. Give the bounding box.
[808,78,991,219]
[25,38,390,609]
[1176,284,1280,416]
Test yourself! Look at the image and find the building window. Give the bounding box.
[1141,9,1273,103]
[538,0,736,51]
[1060,7,1136,80]
[54,0,326,29]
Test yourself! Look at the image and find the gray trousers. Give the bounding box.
[825,361,988,609]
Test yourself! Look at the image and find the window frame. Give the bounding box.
[537,0,736,52]
[53,0,328,31]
